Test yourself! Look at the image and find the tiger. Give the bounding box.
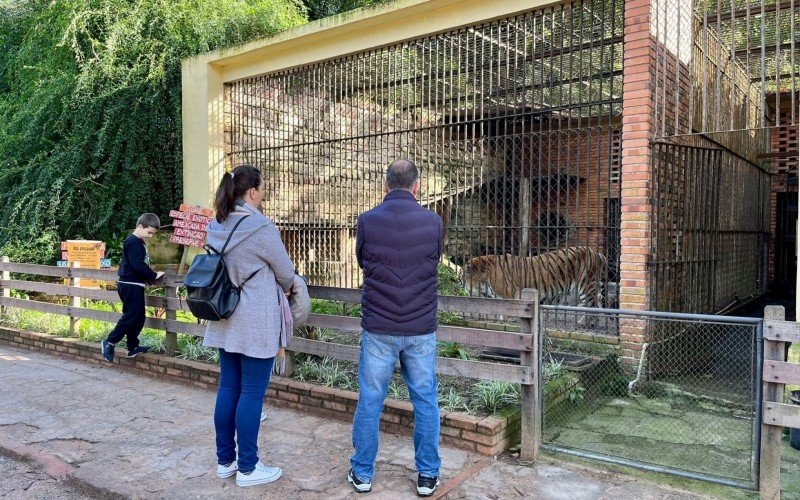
[463,246,607,307]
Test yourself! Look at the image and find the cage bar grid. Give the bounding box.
[225,0,623,306]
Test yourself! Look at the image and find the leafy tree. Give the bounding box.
[0,0,306,263]
[303,0,388,21]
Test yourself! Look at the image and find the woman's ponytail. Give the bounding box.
[213,166,262,222]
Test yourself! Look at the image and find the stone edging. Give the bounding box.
[0,327,520,456]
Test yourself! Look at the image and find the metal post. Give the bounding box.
[759,305,785,500]
[520,288,540,461]
[69,262,81,337]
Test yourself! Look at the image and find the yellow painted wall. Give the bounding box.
[181,0,558,207]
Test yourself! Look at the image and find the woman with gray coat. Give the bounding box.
[202,164,294,488]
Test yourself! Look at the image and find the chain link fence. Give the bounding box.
[540,305,761,488]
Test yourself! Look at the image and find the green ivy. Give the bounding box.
[0,0,306,263]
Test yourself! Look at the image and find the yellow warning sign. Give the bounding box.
[63,240,105,288]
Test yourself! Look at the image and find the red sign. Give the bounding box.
[169,205,211,248]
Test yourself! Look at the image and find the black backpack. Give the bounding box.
[184,215,261,321]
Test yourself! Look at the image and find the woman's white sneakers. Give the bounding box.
[236,461,283,487]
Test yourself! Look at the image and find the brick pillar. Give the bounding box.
[619,0,656,365]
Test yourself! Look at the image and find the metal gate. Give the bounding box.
[539,305,762,489]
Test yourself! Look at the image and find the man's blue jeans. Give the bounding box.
[215,349,274,473]
[350,331,440,481]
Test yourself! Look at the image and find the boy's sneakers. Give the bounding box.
[236,461,282,487]
[216,461,238,479]
[347,469,372,493]
[101,340,115,363]
[417,475,440,497]
[126,346,150,358]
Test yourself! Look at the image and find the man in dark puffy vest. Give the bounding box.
[347,159,443,497]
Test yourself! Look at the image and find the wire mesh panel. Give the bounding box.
[650,141,771,313]
[648,0,792,313]
[541,306,760,488]
[652,0,799,136]
[224,0,623,304]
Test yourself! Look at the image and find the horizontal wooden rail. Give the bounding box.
[762,402,800,429]
[288,337,529,383]
[3,293,532,382]
[306,285,535,318]
[2,279,536,351]
[762,360,800,386]
[305,313,533,351]
[0,296,204,336]
[0,262,69,278]
[0,259,539,385]
[763,319,800,343]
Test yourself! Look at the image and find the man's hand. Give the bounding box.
[155,271,165,280]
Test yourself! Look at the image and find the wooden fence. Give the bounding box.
[760,305,800,500]
[0,258,542,460]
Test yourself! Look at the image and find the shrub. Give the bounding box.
[471,380,520,414]
[0,0,306,262]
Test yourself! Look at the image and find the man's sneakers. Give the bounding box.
[236,461,282,487]
[216,461,238,479]
[101,339,115,363]
[126,346,150,358]
[348,468,372,493]
[417,475,440,497]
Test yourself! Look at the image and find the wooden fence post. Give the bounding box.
[0,256,9,317]
[760,305,786,500]
[520,288,540,461]
[165,273,178,356]
[69,262,81,336]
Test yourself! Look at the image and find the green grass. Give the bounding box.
[0,304,201,360]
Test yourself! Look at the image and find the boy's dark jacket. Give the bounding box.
[117,234,157,284]
[357,189,443,336]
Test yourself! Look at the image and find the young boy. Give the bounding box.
[101,213,165,363]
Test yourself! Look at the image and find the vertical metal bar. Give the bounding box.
[714,0,722,134]
[745,0,752,129]
[701,0,709,131]
[760,0,767,128]
[674,0,683,135]
[729,0,736,131]
[659,0,668,136]
[792,0,797,126]
[753,318,764,489]
[775,0,781,126]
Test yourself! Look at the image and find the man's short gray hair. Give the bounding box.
[385,159,419,191]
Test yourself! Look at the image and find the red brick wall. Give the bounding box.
[619,0,656,363]
[768,114,799,285]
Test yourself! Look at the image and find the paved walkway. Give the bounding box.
[0,345,713,499]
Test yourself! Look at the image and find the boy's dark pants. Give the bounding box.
[106,283,145,350]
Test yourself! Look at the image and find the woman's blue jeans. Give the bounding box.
[350,331,441,481]
[215,349,274,473]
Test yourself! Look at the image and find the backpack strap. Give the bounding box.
[219,215,250,255]
[237,267,262,291]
